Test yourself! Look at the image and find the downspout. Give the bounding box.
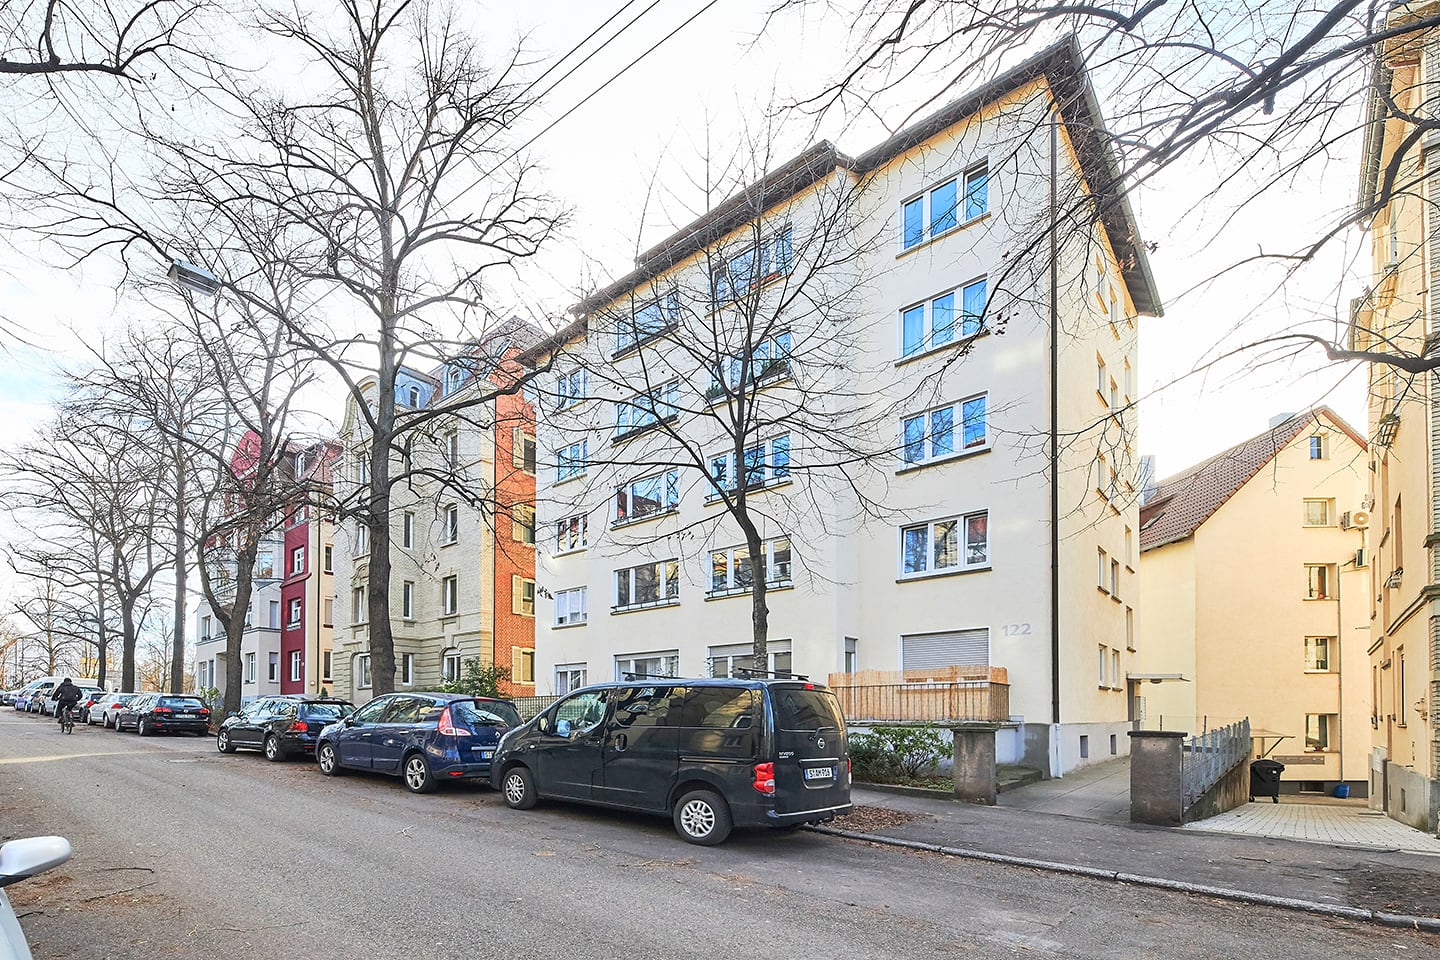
[1050,104,1062,726]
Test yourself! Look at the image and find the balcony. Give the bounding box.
[826,666,1010,724]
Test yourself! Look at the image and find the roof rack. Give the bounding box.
[732,667,810,682]
[619,672,684,681]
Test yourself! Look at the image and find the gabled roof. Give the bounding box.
[563,35,1161,335]
[1138,408,1366,552]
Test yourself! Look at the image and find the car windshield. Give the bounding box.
[454,699,521,727]
[302,702,353,721]
[159,697,205,709]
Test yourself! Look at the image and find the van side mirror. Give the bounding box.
[554,718,572,738]
[0,837,72,889]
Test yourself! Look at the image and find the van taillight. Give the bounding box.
[753,762,775,795]
[287,720,308,733]
[437,707,464,736]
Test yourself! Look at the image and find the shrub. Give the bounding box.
[441,658,511,699]
[849,725,950,782]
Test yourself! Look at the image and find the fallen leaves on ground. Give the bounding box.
[835,804,932,833]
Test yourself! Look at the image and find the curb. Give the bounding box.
[809,825,1440,933]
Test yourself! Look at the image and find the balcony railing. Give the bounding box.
[826,667,1010,724]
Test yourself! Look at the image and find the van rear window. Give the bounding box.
[774,689,843,731]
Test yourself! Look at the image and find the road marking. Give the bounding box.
[0,749,186,765]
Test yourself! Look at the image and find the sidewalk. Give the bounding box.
[830,786,1440,923]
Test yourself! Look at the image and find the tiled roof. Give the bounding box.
[1138,408,1365,552]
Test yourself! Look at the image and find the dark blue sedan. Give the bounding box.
[315,693,521,793]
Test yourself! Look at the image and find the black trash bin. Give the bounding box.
[1249,758,1285,803]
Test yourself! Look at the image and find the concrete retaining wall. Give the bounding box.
[1182,754,1249,823]
[1383,761,1440,834]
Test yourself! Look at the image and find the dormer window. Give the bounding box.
[408,385,420,407]
[447,367,463,395]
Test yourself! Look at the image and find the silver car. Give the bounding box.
[95,693,139,728]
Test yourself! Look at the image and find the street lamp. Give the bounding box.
[167,259,220,297]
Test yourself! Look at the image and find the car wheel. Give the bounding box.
[217,730,236,754]
[501,766,538,810]
[402,753,436,794]
[264,735,286,763]
[137,717,149,737]
[317,742,344,776]
[673,789,733,846]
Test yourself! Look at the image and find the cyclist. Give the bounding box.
[50,678,82,731]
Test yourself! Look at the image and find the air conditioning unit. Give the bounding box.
[1355,547,1367,568]
[1340,511,1353,530]
[1350,509,1371,529]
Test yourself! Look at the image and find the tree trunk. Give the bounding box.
[170,461,187,693]
[95,579,108,688]
[120,600,137,691]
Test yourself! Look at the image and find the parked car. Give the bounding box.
[217,696,355,761]
[491,678,853,845]
[115,694,211,736]
[316,693,519,793]
[43,686,103,718]
[94,693,139,728]
[0,689,15,707]
[1,835,72,960]
[76,690,110,723]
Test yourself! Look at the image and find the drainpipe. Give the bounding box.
[1049,103,1062,727]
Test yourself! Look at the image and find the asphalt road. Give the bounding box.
[2,710,1437,959]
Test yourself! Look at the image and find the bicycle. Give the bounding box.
[58,705,76,735]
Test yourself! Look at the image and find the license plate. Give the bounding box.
[804,766,834,781]
[176,714,197,719]
[479,750,493,759]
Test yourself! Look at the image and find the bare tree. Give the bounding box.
[540,131,933,669]
[0,0,205,78]
[11,0,564,698]
[769,2,1437,377]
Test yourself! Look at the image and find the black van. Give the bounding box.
[490,678,852,844]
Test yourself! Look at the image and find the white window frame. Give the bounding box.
[1305,563,1335,600]
[1304,636,1333,673]
[352,586,367,624]
[245,652,257,684]
[555,664,588,695]
[556,368,587,409]
[708,640,792,679]
[613,561,681,611]
[708,538,792,597]
[1303,499,1332,527]
[900,162,988,251]
[442,576,459,616]
[355,455,369,485]
[402,580,415,620]
[269,600,281,629]
[289,651,303,682]
[900,393,988,467]
[1304,713,1336,752]
[1308,434,1327,460]
[356,654,372,690]
[291,545,305,574]
[708,331,793,399]
[512,428,537,474]
[708,435,791,500]
[614,380,680,439]
[556,439,589,483]
[442,648,461,683]
[555,514,589,554]
[354,523,369,557]
[287,597,302,626]
[899,277,986,358]
[615,469,681,525]
[323,544,333,573]
[402,511,414,549]
[1097,548,1109,592]
[615,291,680,355]
[442,505,459,544]
[267,651,279,682]
[613,652,680,681]
[554,586,588,626]
[899,511,989,578]
[402,653,415,685]
[712,227,794,303]
[322,651,333,682]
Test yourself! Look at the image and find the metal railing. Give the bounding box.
[1181,718,1251,810]
[826,667,1010,724]
[510,695,560,720]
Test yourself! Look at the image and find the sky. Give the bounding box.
[0,0,1370,584]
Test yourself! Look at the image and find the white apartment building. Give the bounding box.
[194,531,285,702]
[532,40,1161,776]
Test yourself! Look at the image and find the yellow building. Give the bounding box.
[1136,410,1370,796]
[1354,7,1440,832]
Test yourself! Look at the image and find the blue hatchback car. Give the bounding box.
[315,692,521,793]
